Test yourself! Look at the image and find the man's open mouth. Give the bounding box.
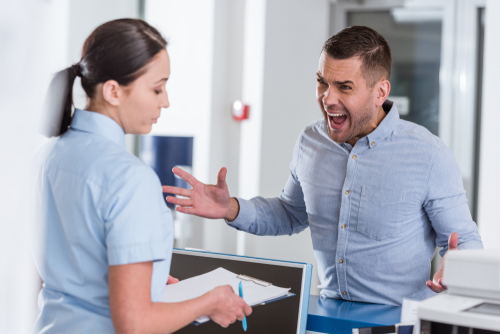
[326,111,348,127]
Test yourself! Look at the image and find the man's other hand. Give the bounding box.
[163,167,240,221]
[426,232,458,293]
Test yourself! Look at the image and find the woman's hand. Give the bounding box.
[163,167,240,221]
[206,285,252,328]
[167,275,179,284]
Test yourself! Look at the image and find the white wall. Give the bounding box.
[477,0,500,249]
[0,0,68,332]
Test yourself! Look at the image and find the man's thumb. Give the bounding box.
[217,167,227,189]
[448,232,458,250]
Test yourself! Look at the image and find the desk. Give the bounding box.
[306,295,402,334]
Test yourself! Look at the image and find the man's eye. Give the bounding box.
[340,85,352,90]
[316,78,326,85]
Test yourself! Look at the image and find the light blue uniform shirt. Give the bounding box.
[33,109,174,333]
[228,101,483,306]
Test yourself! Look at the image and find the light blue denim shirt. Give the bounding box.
[32,109,174,333]
[228,101,483,305]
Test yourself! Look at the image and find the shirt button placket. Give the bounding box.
[338,153,358,300]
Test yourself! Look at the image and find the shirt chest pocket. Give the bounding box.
[356,185,406,241]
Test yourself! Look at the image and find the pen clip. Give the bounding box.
[237,274,272,287]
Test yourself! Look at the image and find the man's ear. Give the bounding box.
[102,80,122,107]
[374,79,391,107]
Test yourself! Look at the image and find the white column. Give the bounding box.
[237,0,268,255]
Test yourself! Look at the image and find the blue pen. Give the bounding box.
[239,281,247,331]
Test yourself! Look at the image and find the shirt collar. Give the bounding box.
[366,100,399,148]
[70,109,126,148]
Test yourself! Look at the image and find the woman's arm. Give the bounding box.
[109,262,252,334]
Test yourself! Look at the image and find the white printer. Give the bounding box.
[418,249,500,333]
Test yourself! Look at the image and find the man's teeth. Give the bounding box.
[327,112,345,117]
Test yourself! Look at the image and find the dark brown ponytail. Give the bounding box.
[43,19,167,137]
[58,64,82,136]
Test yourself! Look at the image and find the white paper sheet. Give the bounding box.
[161,267,291,323]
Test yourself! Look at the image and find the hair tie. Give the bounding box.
[70,63,82,77]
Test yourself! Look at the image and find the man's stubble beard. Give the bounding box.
[325,94,376,144]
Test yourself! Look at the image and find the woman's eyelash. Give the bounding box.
[154,89,161,94]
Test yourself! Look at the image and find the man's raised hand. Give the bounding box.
[163,167,240,221]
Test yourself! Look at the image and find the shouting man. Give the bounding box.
[165,26,483,305]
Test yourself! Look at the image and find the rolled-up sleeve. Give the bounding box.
[227,134,309,236]
[423,144,483,256]
[103,165,170,265]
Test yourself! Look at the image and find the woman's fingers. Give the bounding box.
[167,275,179,284]
[166,196,193,206]
[172,167,199,187]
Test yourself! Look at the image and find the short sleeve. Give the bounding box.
[103,165,170,266]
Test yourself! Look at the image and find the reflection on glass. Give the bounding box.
[348,10,442,136]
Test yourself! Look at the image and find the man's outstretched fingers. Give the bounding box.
[176,206,196,215]
[448,232,458,251]
[166,196,192,206]
[172,167,198,187]
[163,185,192,197]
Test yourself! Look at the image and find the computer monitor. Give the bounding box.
[168,248,312,334]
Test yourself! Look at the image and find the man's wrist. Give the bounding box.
[225,197,240,222]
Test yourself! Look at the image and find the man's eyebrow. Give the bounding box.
[335,80,354,85]
[316,73,354,85]
[154,78,169,84]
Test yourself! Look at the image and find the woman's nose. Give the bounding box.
[161,91,170,109]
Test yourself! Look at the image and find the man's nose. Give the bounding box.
[323,86,339,107]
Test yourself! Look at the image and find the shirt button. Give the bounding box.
[339,259,343,264]
[371,142,375,146]
[352,155,357,160]
[341,224,346,229]
[342,291,347,296]
[345,190,350,195]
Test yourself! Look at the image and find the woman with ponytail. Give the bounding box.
[34,19,251,334]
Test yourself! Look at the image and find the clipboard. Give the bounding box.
[162,267,295,324]
[192,292,297,326]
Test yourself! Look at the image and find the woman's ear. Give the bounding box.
[102,80,122,107]
[374,79,391,107]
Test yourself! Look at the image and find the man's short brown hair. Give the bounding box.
[322,26,392,87]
